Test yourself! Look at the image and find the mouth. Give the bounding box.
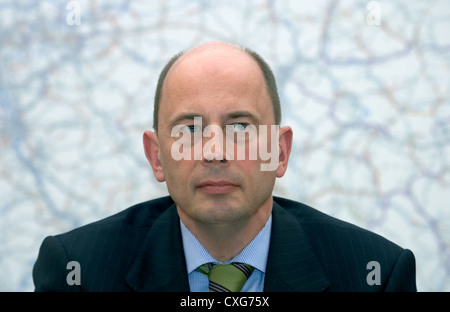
[196,180,239,194]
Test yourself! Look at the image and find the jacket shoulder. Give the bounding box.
[61,196,175,236]
[33,196,175,291]
[273,196,416,291]
[273,196,400,247]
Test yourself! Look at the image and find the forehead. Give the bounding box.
[160,46,271,122]
[168,45,263,90]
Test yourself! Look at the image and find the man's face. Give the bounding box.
[145,46,291,227]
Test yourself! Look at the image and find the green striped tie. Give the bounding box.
[198,262,255,292]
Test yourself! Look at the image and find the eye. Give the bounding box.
[181,125,201,133]
[232,122,249,132]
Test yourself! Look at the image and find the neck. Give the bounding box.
[178,197,273,261]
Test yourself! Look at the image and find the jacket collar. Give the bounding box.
[263,200,330,292]
[125,204,190,292]
[125,199,330,292]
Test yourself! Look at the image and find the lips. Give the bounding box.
[196,180,239,194]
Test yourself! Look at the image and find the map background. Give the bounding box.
[1,0,449,291]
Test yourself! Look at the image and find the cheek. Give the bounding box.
[237,160,276,207]
[161,141,194,175]
[159,144,185,182]
[163,160,195,202]
[238,159,276,186]
[162,157,189,182]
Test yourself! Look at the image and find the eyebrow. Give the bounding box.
[168,113,201,129]
[167,110,260,129]
[226,111,260,124]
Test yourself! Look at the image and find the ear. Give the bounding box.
[276,126,293,178]
[143,130,166,182]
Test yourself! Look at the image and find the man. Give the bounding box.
[33,41,417,292]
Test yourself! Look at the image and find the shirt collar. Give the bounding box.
[180,214,272,274]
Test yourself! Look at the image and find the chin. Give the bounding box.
[198,202,248,224]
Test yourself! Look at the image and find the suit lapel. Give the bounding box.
[125,204,190,292]
[264,201,330,292]
[125,199,329,292]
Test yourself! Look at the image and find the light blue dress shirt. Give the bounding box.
[180,214,272,292]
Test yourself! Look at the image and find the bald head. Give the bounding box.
[176,41,246,61]
[153,41,281,132]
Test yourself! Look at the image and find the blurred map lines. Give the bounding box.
[0,0,449,291]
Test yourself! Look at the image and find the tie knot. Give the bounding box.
[198,262,255,292]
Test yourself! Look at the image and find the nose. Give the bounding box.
[204,155,227,163]
[203,142,227,164]
[202,125,228,164]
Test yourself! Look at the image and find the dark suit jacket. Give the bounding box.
[33,196,416,291]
